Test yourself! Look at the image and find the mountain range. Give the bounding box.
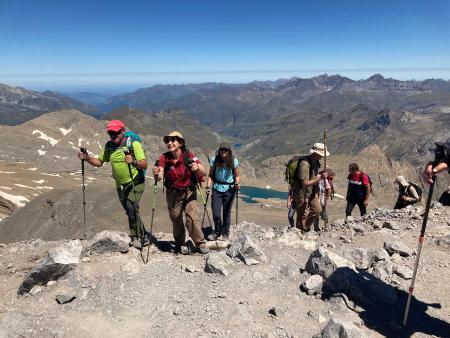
[0,83,99,125]
[1,74,450,165]
[95,74,450,163]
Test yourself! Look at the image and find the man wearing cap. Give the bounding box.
[294,143,329,234]
[78,120,148,248]
[394,176,420,209]
[153,131,209,254]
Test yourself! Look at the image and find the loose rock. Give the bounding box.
[313,318,367,338]
[56,293,76,305]
[384,241,414,257]
[204,252,232,276]
[18,240,82,295]
[88,230,130,254]
[300,274,323,295]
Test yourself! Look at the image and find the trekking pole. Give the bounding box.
[80,147,87,240]
[323,130,328,230]
[197,183,218,249]
[150,160,159,240]
[235,185,239,227]
[124,148,149,264]
[402,175,436,328]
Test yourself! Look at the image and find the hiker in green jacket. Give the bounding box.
[78,120,148,249]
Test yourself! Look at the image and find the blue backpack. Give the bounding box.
[124,131,147,178]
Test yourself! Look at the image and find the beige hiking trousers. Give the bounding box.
[166,188,206,247]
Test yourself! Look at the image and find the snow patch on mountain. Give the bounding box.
[59,127,72,136]
[32,130,59,146]
[0,190,30,207]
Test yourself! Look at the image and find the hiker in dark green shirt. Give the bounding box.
[78,120,148,249]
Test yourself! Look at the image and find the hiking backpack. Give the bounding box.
[124,130,147,178]
[284,156,314,187]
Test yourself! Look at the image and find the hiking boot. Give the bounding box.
[197,245,209,255]
[170,244,182,254]
[141,236,150,247]
[221,234,230,241]
[130,238,142,249]
[207,234,217,241]
[180,245,191,255]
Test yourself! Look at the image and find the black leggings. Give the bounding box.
[211,188,235,236]
[345,199,367,217]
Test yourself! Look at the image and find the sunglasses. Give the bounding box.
[219,148,230,152]
[108,129,123,138]
[164,136,178,144]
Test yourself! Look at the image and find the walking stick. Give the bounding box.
[235,185,239,227]
[198,183,218,249]
[150,160,159,239]
[402,175,436,327]
[323,130,328,230]
[80,147,87,240]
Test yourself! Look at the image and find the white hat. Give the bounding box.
[309,143,330,157]
[395,176,408,187]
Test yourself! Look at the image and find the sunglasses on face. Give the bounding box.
[108,129,123,138]
[164,136,178,144]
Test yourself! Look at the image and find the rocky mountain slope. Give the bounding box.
[0,84,98,125]
[0,205,449,337]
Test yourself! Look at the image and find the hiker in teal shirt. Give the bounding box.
[206,143,240,240]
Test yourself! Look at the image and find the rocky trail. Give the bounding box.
[1,203,449,338]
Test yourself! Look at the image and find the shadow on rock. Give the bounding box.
[322,267,449,338]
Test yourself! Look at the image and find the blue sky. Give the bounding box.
[0,0,449,92]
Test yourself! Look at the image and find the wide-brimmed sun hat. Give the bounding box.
[394,175,409,187]
[309,143,330,157]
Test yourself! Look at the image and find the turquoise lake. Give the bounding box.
[239,186,288,204]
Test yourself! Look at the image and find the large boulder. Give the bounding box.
[313,318,367,338]
[18,240,82,295]
[88,230,130,254]
[305,248,356,279]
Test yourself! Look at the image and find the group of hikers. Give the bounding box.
[78,119,450,254]
[78,120,240,254]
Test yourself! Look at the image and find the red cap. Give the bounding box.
[106,120,125,132]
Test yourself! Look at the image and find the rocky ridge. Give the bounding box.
[0,204,449,337]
